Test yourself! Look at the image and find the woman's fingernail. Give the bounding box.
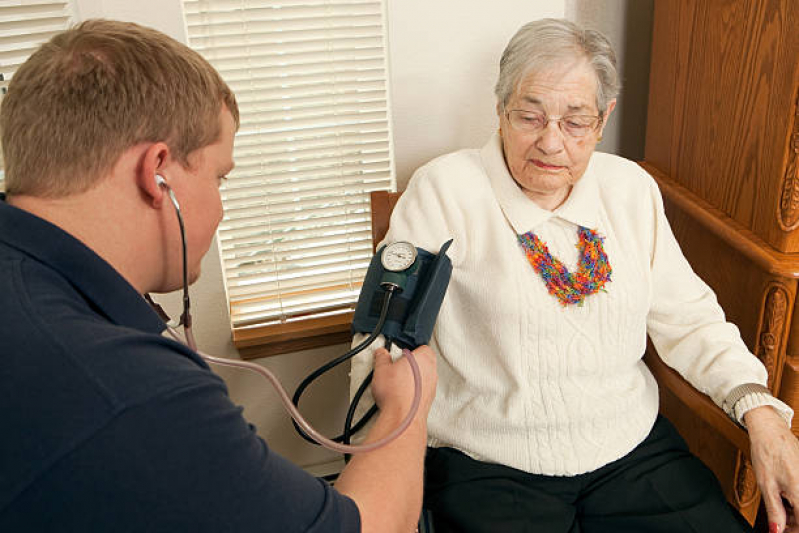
[770,522,780,533]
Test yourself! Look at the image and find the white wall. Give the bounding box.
[386,1,565,187]
[567,0,654,161]
[68,0,652,472]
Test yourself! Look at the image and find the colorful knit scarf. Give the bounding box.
[517,227,612,306]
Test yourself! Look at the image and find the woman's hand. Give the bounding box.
[746,406,799,533]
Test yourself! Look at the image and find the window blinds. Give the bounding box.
[0,1,73,188]
[183,0,394,331]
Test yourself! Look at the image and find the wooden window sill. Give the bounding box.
[233,311,355,359]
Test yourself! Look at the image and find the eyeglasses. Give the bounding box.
[505,109,602,138]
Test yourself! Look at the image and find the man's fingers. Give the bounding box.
[373,347,391,367]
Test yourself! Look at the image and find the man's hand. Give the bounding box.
[370,346,437,423]
[336,345,437,533]
[746,406,799,533]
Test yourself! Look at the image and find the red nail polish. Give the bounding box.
[770,522,780,533]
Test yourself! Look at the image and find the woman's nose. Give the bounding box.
[535,122,565,154]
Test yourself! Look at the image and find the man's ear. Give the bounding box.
[138,143,171,208]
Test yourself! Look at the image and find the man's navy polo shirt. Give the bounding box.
[0,196,359,532]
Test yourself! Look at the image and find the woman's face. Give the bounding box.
[498,59,614,210]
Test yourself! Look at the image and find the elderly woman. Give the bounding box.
[352,18,799,533]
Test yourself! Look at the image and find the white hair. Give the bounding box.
[495,18,620,114]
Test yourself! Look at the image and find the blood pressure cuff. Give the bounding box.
[352,239,453,349]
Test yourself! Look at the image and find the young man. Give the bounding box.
[0,19,436,532]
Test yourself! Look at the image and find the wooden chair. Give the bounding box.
[370,189,762,528]
[369,190,402,254]
[639,2,799,529]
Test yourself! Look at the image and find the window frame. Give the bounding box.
[182,0,396,357]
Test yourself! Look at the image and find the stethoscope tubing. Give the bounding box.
[154,178,423,454]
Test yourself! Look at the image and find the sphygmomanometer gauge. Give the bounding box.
[381,241,418,272]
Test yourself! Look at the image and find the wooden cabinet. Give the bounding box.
[642,0,799,525]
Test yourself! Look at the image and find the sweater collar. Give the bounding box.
[480,132,600,234]
[0,193,166,334]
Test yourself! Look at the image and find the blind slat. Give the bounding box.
[228,271,367,302]
[220,211,371,237]
[219,219,373,250]
[184,0,377,8]
[189,26,383,51]
[224,238,373,263]
[221,228,372,257]
[186,0,393,328]
[229,282,365,307]
[186,5,381,25]
[224,249,372,278]
[232,296,363,323]
[232,79,386,104]
[188,17,382,42]
[223,200,370,226]
[220,166,390,195]
[183,35,382,60]
[220,228,372,253]
[232,130,388,158]
[0,2,71,192]
[232,300,356,328]
[231,287,365,312]
[222,183,389,210]
[237,111,388,137]
[236,89,387,114]
[229,268,367,297]
[221,192,373,213]
[211,51,385,74]
[184,0,380,13]
[223,236,372,264]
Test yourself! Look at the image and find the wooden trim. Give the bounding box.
[370,190,401,251]
[233,311,354,358]
[641,162,799,278]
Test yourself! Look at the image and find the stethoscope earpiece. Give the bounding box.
[144,174,422,455]
[152,172,190,335]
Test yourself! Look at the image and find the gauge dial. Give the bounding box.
[381,241,417,272]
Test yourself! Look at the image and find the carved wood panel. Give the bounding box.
[734,454,760,517]
[778,89,799,232]
[755,282,791,392]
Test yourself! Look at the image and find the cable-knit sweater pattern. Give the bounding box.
[351,133,776,476]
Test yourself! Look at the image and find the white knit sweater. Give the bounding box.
[351,133,791,476]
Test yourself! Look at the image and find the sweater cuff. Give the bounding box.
[729,390,793,429]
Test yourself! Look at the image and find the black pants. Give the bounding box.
[423,416,752,533]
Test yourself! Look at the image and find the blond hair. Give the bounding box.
[1,19,239,197]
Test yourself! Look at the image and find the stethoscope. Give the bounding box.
[145,174,422,454]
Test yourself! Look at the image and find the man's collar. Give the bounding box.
[480,133,600,233]
[0,196,166,334]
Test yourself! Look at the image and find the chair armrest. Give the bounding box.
[644,348,751,456]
